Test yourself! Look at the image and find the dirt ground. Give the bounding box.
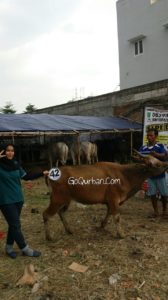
[0,178,168,300]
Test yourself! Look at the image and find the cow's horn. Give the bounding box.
[132,149,147,158]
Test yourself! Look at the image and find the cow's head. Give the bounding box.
[132,149,168,175]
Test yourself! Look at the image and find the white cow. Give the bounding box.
[69,141,98,165]
[69,142,81,166]
[80,141,93,164]
[48,142,69,168]
[90,142,98,164]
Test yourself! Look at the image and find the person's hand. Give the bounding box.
[150,151,166,160]
[43,170,49,176]
[150,151,158,157]
[0,150,6,159]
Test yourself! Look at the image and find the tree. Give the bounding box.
[24,103,37,113]
[0,102,16,114]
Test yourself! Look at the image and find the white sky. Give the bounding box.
[0,0,119,113]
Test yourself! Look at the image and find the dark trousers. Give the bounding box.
[0,202,26,249]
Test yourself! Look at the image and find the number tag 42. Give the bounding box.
[48,168,61,181]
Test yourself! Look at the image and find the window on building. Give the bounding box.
[163,22,168,29]
[134,40,143,55]
[150,0,159,4]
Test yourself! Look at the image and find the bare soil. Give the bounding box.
[0,178,168,300]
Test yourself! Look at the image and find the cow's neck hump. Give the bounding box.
[122,163,152,181]
[123,163,166,181]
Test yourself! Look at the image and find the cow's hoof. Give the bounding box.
[162,213,168,219]
[95,226,107,233]
[46,235,53,241]
[66,229,73,235]
[147,213,159,219]
[116,231,125,239]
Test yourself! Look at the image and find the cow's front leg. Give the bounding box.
[113,213,125,238]
[106,193,125,238]
[101,205,111,228]
[87,155,91,165]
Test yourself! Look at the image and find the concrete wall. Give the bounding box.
[35,94,115,116]
[36,79,168,122]
[117,0,168,89]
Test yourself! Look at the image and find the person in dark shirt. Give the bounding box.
[0,144,49,258]
[139,128,168,217]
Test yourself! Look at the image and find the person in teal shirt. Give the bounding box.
[0,144,48,258]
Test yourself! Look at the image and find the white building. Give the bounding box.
[116,0,168,89]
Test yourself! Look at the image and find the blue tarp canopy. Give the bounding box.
[0,114,142,135]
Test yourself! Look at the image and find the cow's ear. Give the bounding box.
[131,154,145,163]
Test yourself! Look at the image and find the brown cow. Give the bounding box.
[43,152,168,240]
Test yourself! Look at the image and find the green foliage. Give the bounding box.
[0,102,16,114]
[24,103,37,113]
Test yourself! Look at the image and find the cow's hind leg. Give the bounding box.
[43,201,69,240]
[43,204,60,241]
[58,205,73,234]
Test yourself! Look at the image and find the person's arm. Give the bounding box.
[0,150,6,159]
[20,167,49,181]
[151,144,167,160]
[150,151,166,159]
